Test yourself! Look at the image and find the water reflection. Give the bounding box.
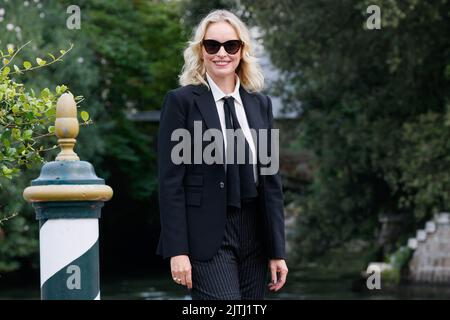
[100,271,450,300]
[2,270,450,299]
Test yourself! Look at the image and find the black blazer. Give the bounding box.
[156,84,286,261]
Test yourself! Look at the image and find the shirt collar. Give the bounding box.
[206,72,242,105]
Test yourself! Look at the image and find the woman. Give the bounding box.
[156,9,288,300]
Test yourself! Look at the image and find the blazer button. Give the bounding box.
[219,181,225,189]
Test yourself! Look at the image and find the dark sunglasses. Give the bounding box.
[202,39,243,55]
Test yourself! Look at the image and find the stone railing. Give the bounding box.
[408,212,450,283]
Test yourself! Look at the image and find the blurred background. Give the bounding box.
[0,0,449,299]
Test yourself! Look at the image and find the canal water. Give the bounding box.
[2,268,450,299]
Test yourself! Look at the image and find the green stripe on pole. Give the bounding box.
[39,219,48,230]
[41,240,100,300]
[34,201,104,220]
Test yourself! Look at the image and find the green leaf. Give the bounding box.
[2,165,13,176]
[2,139,10,148]
[23,129,33,140]
[7,46,14,55]
[55,85,67,95]
[12,128,21,140]
[39,88,50,99]
[36,58,47,66]
[48,126,55,134]
[45,108,56,117]
[80,111,90,122]
[48,53,56,60]
[2,67,10,76]
[23,61,32,70]
[12,105,20,114]
[60,50,66,55]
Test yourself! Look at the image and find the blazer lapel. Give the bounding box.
[192,85,225,168]
[192,85,222,132]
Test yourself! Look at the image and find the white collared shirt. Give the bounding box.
[206,72,258,184]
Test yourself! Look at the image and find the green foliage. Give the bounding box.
[0,214,38,272]
[388,107,450,220]
[0,0,99,272]
[181,0,241,27]
[0,39,95,272]
[0,42,72,184]
[387,246,412,271]
[0,0,187,272]
[243,0,450,260]
[382,246,412,284]
[80,0,188,200]
[82,0,186,110]
[0,177,38,272]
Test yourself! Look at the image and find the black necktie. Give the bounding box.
[223,96,258,209]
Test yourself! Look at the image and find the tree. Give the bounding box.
[242,0,450,260]
[2,0,189,273]
[0,0,100,272]
[0,43,73,184]
[181,0,242,27]
[75,0,189,271]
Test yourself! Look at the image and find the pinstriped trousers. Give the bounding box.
[190,198,268,300]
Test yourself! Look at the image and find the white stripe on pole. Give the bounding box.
[40,219,98,286]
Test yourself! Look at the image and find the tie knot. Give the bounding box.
[223,96,235,112]
[223,96,234,104]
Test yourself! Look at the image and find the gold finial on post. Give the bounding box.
[55,92,80,161]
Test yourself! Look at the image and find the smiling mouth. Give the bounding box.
[213,61,230,66]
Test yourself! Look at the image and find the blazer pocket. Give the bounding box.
[184,174,203,206]
[186,191,202,206]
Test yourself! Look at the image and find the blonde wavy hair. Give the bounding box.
[179,9,264,92]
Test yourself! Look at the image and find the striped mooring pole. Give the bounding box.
[23,93,113,300]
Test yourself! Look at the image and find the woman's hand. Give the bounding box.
[170,255,192,289]
[268,259,288,292]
